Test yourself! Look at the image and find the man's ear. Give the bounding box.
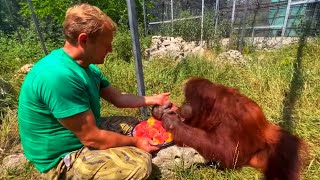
[78,33,88,47]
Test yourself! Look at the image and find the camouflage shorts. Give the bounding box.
[43,116,152,180]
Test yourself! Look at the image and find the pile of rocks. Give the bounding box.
[216,50,246,65]
[152,145,206,177]
[144,36,248,65]
[145,36,205,60]
[1,153,27,170]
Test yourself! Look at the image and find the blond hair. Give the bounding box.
[63,3,117,45]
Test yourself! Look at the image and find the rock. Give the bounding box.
[175,37,184,43]
[152,145,207,177]
[152,36,161,40]
[18,64,33,74]
[145,36,205,60]
[216,50,246,65]
[2,153,27,169]
[191,46,205,56]
[184,43,197,52]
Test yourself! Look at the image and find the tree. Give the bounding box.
[19,0,146,26]
[0,0,25,34]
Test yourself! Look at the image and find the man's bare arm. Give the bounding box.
[100,85,170,108]
[58,109,158,152]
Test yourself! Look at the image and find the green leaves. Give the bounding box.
[19,0,147,26]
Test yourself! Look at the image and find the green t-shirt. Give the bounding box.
[18,48,110,173]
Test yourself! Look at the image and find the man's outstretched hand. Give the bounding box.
[151,92,171,106]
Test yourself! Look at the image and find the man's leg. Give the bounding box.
[43,116,151,180]
[44,146,152,180]
[68,146,152,179]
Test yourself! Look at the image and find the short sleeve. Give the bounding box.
[100,72,110,89]
[33,68,90,119]
[89,64,110,89]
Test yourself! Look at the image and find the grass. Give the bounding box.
[0,37,319,179]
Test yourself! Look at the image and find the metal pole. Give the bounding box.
[126,0,148,119]
[171,0,174,35]
[239,0,248,52]
[142,0,148,36]
[201,0,204,45]
[281,0,292,40]
[214,0,220,35]
[231,0,236,30]
[251,28,255,46]
[229,0,236,49]
[26,0,48,55]
[161,1,164,23]
[291,0,319,6]
[148,16,202,25]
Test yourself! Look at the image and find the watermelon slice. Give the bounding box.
[132,116,174,147]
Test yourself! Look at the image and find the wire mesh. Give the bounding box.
[146,0,320,49]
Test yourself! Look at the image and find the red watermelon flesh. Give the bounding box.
[133,117,173,145]
[153,134,165,144]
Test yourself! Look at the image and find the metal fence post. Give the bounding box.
[26,0,48,55]
[251,28,255,46]
[201,0,204,45]
[214,0,220,35]
[238,0,248,52]
[229,0,237,48]
[171,0,174,35]
[281,0,292,42]
[231,0,236,30]
[142,0,148,36]
[126,0,148,119]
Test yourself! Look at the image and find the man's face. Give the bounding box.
[85,30,113,64]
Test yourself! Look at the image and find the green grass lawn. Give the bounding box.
[0,38,319,179]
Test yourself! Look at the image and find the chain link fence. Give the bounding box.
[144,0,320,50]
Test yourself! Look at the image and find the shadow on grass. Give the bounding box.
[280,21,312,132]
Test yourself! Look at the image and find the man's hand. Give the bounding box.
[100,85,171,108]
[135,137,159,152]
[151,92,171,106]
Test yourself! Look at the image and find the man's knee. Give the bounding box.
[70,146,152,180]
[114,146,152,179]
[131,149,153,179]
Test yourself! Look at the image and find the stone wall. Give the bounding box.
[145,36,300,61]
[145,36,205,60]
[221,37,300,49]
[145,36,247,65]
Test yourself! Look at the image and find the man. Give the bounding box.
[18,3,170,180]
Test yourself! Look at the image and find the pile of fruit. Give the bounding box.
[133,117,173,145]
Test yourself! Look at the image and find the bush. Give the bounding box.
[0,27,60,80]
[109,26,152,62]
